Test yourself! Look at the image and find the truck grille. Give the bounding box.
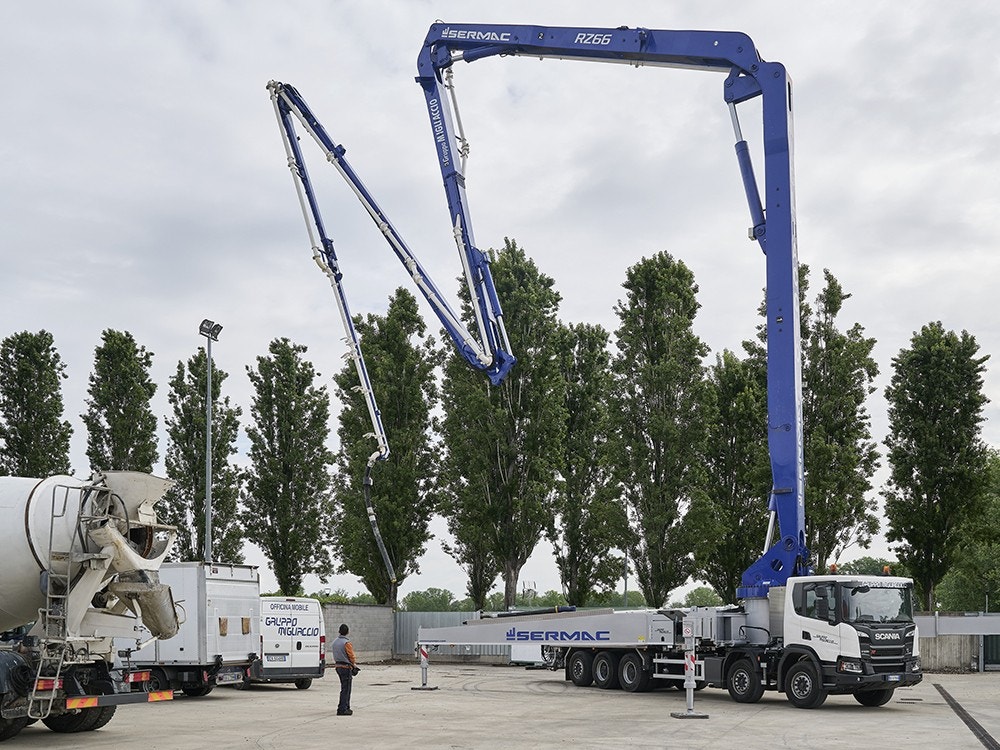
[858,628,913,673]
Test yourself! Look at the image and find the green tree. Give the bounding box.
[548,322,626,607]
[438,239,567,609]
[331,288,438,607]
[82,329,158,472]
[934,451,1000,612]
[243,338,335,595]
[699,348,770,602]
[400,588,457,612]
[162,348,243,563]
[608,252,714,607]
[668,586,724,608]
[883,322,990,610]
[589,589,647,608]
[0,330,72,476]
[801,270,880,569]
[836,556,907,577]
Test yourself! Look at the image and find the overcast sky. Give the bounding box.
[3,1,998,603]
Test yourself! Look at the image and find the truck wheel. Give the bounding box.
[182,685,214,697]
[727,658,764,704]
[42,711,92,733]
[784,661,827,709]
[854,688,894,707]
[294,678,313,690]
[86,706,117,731]
[619,652,652,693]
[593,651,621,690]
[148,668,170,692]
[568,651,594,687]
[0,717,29,741]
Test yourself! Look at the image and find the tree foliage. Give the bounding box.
[927,452,1000,612]
[438,239,567,609]
[548,322,626,607]
[0,330,72,477]
[699,348,770,602]
[243,338,335,595]
[82,329,158,473]
[162,348,244,563]
[883,322,990,610]
[331,288,438,607]
[608,252,714,607]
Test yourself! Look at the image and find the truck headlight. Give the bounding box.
[838,658,863,674]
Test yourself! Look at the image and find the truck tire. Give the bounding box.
[854,688,894,707]
[42,710,92,733]
[593,651,621,690]
[568,651,594,687]
[148,668,170,692]
[618,652,652,693]
[294,678,313,690]
[727,658,764,704]
[0,717,28,741]
[784,661,827,709]
[182,685,214,697]
[85,706,117,731]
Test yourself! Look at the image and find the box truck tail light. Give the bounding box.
[124,671,151,684]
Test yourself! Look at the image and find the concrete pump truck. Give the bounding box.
[406,23,922,710]
[266,22,921,709]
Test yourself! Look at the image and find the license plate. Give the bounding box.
[216,672,241,684]
[266,655,287,662]
[886,674,902,682]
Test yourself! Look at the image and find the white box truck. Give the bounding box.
[123,562,260,697]
[240,597,326,690]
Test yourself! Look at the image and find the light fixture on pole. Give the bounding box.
[199,319,223,563]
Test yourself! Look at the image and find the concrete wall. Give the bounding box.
[918,634,979,672]
[322,604,393,662]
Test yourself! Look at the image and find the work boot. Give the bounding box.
[337,709,353,716]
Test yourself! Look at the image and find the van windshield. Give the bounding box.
[840,583,913,624]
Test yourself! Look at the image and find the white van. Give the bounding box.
[242,597,326,689]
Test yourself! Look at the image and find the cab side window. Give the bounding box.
[794,583,835,622]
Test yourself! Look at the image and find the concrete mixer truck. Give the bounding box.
[0,471,181,742]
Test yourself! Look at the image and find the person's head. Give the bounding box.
[339,623,349,636]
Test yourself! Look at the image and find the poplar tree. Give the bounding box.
[162,349,244,563]
[243,338,334,595]
[608,252,714,607]
[331,288,438,607]
[884,322,990,609]
[548,322,626,606]
[438,239,566,609]
[0,330,72,477]
[82,329,158,473]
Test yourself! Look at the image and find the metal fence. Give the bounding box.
[394,611,509,660]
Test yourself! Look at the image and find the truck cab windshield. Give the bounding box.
[840,583,913,624]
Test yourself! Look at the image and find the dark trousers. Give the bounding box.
[337,667,353,712]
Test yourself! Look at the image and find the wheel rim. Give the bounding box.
[732,669,750,696]
[622,661,637,685]
[595,660,608,682]
[572,659,584,679]
[791,671,813,699]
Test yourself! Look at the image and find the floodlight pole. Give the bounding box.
[199,319,222,564]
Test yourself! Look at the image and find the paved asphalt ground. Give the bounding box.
[9,665,1000,749]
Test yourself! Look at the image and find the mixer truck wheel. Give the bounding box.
[568,651,594,687]
[86,706,117,731]
[0,717,29,741]
[42,710,92,733]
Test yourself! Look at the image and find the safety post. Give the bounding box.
[671,632,709,719]
[411,644,439,691]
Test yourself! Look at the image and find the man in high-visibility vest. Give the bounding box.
[331,623,358,716]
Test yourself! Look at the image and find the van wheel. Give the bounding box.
[147,668,170,692]
[568,651,594,687]
[294,678,313,690]
[784,661,827,708]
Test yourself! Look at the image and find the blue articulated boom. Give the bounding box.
[415,24,811,595]
[268,81,515,387]
[268,81,396,588]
